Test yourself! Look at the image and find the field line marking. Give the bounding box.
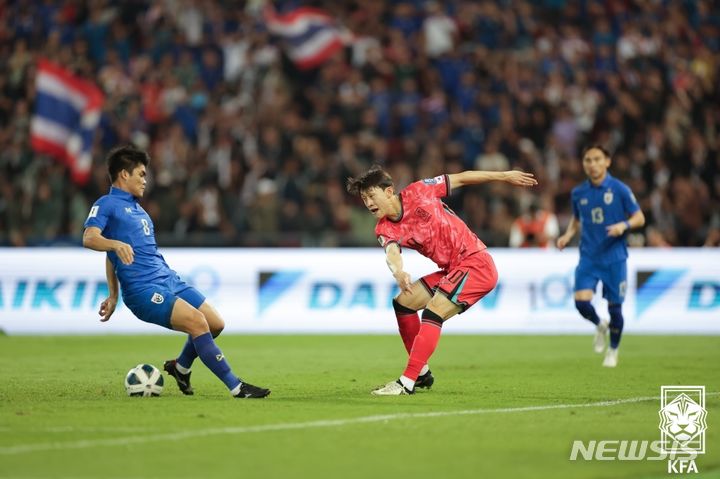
[2,392,718,455]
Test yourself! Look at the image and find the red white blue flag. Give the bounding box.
[265,6,352,70]
[30,59,104,185]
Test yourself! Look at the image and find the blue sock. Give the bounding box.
[177,335,198,369]
[608,304,624,349]
[191,332,241,391]
[575,300,600,326]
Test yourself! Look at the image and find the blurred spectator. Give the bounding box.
[509,197,559,248]
[0,0,718,248]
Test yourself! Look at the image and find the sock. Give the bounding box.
[403,321,443,382]
[191,332,241,391]
[176,335,198,370]
[230,382,242,396]
[608,304,624,349]
[575,300,600,326]
[419,364,429,376]
[399,375,415,391]
[393,299,420,354]
[175,362,190,375]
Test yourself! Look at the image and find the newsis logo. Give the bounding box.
[569,386,708,474]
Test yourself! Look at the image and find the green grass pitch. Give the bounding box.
[1,334,718,479]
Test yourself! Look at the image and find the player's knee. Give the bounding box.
[186,309,209,335]
[211,321,225,338]
[392,298,417,314]
[575,300,593,317]
[421,309,444,327]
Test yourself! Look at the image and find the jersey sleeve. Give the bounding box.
[83,197,112,231]
[375,224,400,252]
[409,175,450,199]
[619,183,640,216]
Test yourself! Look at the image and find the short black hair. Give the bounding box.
[581,144,611,159]
[106,145,150,182]
[346,165,394,196]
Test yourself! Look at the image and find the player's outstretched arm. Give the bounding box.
[385,243,412,294]
[99,256,119,322]
[606,209,646,237]
[82,227,135,265]
[447,170,537,190]
[557,216,580,250]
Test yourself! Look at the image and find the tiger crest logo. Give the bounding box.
[659,386,707,453]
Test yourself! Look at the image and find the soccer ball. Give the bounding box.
[125,363,164,397]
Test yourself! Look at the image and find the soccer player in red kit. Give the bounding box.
[347,165,537,395]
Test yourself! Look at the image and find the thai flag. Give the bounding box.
[265,6,352,70]
[30,59,104,185]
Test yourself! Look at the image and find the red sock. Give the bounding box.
[403,322,442,381]
[396,312,420,354]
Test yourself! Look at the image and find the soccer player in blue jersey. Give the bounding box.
[83,145,270,398]
[556,145,645,367]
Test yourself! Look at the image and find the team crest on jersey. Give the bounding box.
[422,175,444,185]
[604,190,613,205]
[151,293,164,304]
[414,207,431,222]
[580,198,588,205]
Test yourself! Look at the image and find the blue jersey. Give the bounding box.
[571,173,640,263]
[84,187,174,295]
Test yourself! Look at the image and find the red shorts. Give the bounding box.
[420,250,498,312]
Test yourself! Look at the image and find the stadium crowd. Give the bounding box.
[0,0,718,247]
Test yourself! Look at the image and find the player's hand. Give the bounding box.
[556,235,570,250]
[113,241,134,265]
[504,170,538,187]
[606,222,628,237]
[393,271,413,294]
[99,297,118,322]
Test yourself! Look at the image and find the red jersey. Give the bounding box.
[375,175,486,271]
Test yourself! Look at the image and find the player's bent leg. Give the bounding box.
[399,295,458,392]
[198,301,225,337]
[393,281,434,387]
[167,302,224,384]
[170,299,270,398]
[393,297,420,354]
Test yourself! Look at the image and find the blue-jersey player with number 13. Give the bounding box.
[556,145,645,368]
[83,145,270,398]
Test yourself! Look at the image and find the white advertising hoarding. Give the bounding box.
[0,248,717,334]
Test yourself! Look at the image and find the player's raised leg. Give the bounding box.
[170,298,270,398]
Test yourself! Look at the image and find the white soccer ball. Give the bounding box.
[125,363,164,397]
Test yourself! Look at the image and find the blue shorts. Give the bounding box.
[574,257,627,304]
[122,275,206,329]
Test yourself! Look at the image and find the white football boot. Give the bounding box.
[603,347,619,368]
[371,380,413,396]
[594,319,609,353]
